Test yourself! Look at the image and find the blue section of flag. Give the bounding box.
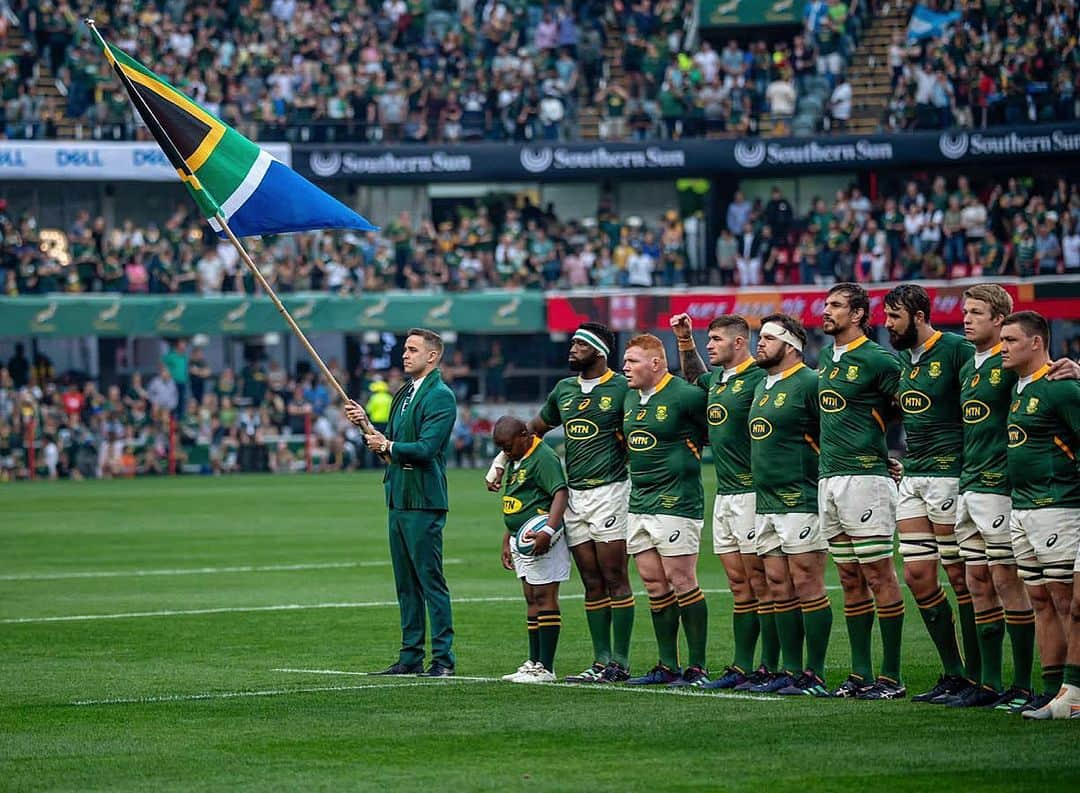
[227,159,377,237]
[906,5,962,43]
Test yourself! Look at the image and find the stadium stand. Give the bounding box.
[0,0,874,142]
[4,174,1080,296]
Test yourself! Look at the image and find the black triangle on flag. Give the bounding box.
[128,78,212,163]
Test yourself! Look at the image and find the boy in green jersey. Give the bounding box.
[884,284,981,705]
[621,333,711,687]
[493,416,571,684]
[953,284,1038,712]
[487,323,636,684]
[999,312,1080,720]
[748,314,833,698]
[670,312,777,691]
[818,283,907,700]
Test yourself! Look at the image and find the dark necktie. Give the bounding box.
[400,384,415,413]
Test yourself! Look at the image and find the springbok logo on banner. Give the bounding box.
[939,133,969,160]
[734,141,767,168]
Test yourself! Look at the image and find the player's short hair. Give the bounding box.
[963,283,1013,318]
[708,314,750,338]
[577,321,616,357]
[759,312,807,350]
[827,282,872,334]
[884,283,932,323]
[406,327,445,360]
[1003,310,1049,348]
[626,333,666,360]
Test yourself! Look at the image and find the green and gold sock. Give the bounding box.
[537,610,561,673]
[584,596,612,666]
[677,587,708,669]
[773,597,804,674]
[844,598,875,681]
[801,594,833,676]
[1042,663,1064,696]
[974,605,1005,691]
[758,600,780,670]
[649,591,681,671]
[916,587,965,678]
[527,616,539,664]
[1005,608,1035,692]
[610,594,635,669]
[732,598,760,672]
[878,600,905,684]
[955,591,981,681]
[1064,664,1080,688]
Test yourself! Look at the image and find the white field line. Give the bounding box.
[70,679,488,707]
[0,559,465,582]
[271,668,784,702]
[2,586,841,625]
[71,672,784,707]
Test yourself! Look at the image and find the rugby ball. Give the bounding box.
[514,514,563,556]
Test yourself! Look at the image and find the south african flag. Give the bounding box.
[87,21,376,238]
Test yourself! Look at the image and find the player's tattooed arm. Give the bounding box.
[527,415,555,437]
[670,312,707,383]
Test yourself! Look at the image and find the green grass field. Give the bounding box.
[2,471,1078,792]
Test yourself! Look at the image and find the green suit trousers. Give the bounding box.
[389,508,455,667]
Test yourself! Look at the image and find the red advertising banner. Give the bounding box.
[546,280,1077,332]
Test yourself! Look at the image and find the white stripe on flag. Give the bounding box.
[220,149,274,223]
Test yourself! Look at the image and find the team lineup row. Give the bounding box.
[486,282,1080,720]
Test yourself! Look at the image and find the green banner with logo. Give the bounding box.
[0,292,545,338]
[699,0,805,28]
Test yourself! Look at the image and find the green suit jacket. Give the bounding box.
[384,368,457,511]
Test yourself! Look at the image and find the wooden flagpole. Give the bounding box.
[86,18,386,453]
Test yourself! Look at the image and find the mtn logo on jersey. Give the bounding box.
[963,400,991,424]
[900,390,932,414]
[502,496,524,514]
[819,390,847,413]
[707,404,729,425]
[627,430,658,451]
[565,418,600,439]
[1007,424,1027,447]
[749,417,773,440]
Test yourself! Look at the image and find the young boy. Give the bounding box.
[493,415,571,683]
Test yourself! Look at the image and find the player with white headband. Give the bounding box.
[487,322,636,684]
[746,314,833,697]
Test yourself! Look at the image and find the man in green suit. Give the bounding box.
[346,328,458,676]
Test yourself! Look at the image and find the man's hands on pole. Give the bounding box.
[345,399,391,461]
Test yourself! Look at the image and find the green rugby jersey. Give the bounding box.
[1006,365,1080,509]
[623,373,708,519]
[818,335,901,478]
[502,437,569,533]
[897,330,974,477]
[696,357,766,495]
[959,343,1015,494]
[538,370,629,490]
[749,363,820,514]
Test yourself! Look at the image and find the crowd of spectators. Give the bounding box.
[720,174,1080,285]
[5,173,1080,294]
[884,0,1080,131]
[0,338,503,480]
[0,0,869,143]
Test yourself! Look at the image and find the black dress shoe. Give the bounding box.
[372,662,424,675]
[420,662,455,677]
